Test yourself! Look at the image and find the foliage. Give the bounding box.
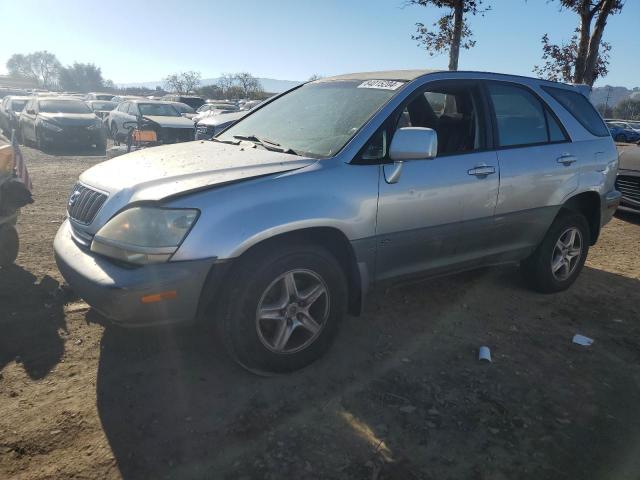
[407,0,490,70]
[613,98,640,120]
[58,63,105,92]
[163,71,202,94]
[214,72,264,99]
[533,0,624,86]
[6,51,61,89]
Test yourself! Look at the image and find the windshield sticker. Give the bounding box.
[357,80,404,90]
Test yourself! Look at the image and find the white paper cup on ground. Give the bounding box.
[478,346,492,362]
[572,334,594,346]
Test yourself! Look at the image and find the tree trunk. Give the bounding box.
[448,0,464,71]
[573,1,593,84]
[583,0,617,86]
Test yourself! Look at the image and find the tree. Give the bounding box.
[595,102,613,118]
[58,63,105,92]
[6,51,61,89]
[613,98,640,120]
[407,0,490,71]
[164,71,201,94]
[216,73,236,95]
[234,72,263,98]
[533,0,624,86]
[308,74,323,81]
[197,84,225,100]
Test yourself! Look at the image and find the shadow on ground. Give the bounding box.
[96,266,640,480]
[0,265,66,379]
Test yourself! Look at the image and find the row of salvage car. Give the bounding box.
[0,89,264,152]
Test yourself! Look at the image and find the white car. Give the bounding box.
[106,99,195,144]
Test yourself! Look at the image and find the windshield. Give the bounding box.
[39,100,92,114]
[89,101,116,111]
[138,103,181,117]
[11,100,27,111]
[219,80,403,158]
[172,103,195,113]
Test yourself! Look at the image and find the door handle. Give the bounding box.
[556,154,577,166]
[467,165,496,177]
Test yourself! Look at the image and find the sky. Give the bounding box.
[0,0,638,88]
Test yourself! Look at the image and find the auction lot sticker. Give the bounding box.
[357,80,405,90]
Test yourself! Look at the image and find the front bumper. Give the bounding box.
[54,220,218,327]
[40,126,106,146]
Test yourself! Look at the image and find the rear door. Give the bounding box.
[485,81,579,259]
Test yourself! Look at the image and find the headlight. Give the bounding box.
[39,120,62,132]
[90,207,199,265]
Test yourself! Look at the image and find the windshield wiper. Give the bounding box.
[232,134,302,156]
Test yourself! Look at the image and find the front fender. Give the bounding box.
[168,159,380,261]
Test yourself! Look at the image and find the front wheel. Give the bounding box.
[214,244,348,374]
[614,133,626,143]
[520,211,590,293]
[110,123,119,144]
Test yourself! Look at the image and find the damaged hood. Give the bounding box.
[79,140,317,203]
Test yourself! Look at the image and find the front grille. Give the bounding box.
[616,175,640,204]
[67,183,107,225]
[159,127,195,144]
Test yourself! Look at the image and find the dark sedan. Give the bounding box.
[19,97,106,151]
[86,100,117,120]
[616,142,640,214]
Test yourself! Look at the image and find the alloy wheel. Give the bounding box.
[550,227,583,281]
[255,269,329,354]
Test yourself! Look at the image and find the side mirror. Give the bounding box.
[389,127,438,161]
[26,109,35,115]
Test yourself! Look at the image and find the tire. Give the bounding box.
[520,211,590,293]
[614,134,626,143]
[214,243,348,374]
[0,225,19,267]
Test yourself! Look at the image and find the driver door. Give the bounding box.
[374,81,499,281]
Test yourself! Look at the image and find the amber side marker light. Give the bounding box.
[140,290,178,304]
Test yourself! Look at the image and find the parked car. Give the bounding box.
[169,101,197,119]
[107,99,194,144]
[162,95,205,110]
[240,100,263,111]
[54,70,620,374]
[616,142,640,214]
[19,96,106,151]
[110,95,144,104]
[193,103,240,122]
[85,100,117,120]
[606,121,640,143]
[0,96,29,137]
[86,92,116,101]
[194,110,247,140]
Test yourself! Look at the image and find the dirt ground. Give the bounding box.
[1,144,640,480]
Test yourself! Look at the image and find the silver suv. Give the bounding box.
[54,70,621,373]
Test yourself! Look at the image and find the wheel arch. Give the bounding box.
[200,226,365,319]
[560,191,601,245]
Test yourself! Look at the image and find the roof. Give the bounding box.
[322,70,438,82]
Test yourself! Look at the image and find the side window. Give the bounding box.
[398,84,485,155]
[542,86,609,137]
[546,110,566,142]
[487,83,548,147]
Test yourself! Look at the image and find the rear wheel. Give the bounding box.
[213,243,347,374]
[0,225,19,267]
[521,211,589,293]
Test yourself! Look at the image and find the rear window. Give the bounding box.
[542,86,609,137]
